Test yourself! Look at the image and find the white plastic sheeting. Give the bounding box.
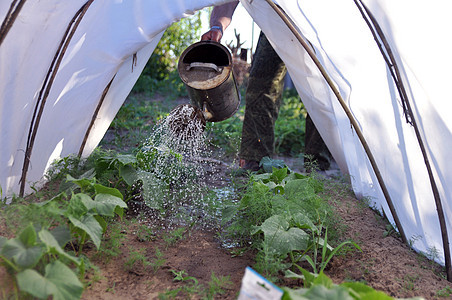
[241,0,452,263]
[1,0,451,264]
[0,0,229,197]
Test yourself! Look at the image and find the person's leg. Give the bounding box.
[239,32,287,167]
[304,114,331,171]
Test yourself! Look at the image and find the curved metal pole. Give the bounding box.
[0,0,27,46]
[264,0,408,244]
[19,0,95,196]
[353,0,451,281]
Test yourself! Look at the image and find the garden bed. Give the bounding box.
[1,93,452,299]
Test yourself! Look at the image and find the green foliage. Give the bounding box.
[205,272,233,299]
[0,224,83,300]
[171,269,198,285]
[163,227,186,249]
[160,270,231,300]
[124,247,151,272]
[150,247,166,274]
[282,268,424,300]
[436,286,452,297]
[223,167,354,278]
[133,10,204,96]
[0,172,127,299]
[275,89,306,155]
[259,156,288,173]
[93,222,126,262]
[291,225,361,275]
[16,260,84,300]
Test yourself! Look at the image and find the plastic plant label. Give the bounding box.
[238,267,283,300]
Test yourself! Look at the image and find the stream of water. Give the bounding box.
[136,104,233,229]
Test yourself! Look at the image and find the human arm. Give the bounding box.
[201,1,239,42]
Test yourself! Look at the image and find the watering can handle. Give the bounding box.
[186,62,221,73]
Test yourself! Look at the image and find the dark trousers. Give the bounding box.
[239,32,331,169]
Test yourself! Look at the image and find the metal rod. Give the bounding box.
[78,75,116,157]
[264,0,408,244]
[353,0,451,281]
[19,0,94,196]
[0,0,26,46]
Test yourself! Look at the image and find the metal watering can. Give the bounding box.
[177,41,241,122]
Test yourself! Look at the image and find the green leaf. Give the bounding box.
[253,173,272,182]
[0,236,6,249]
[313,272,334,289]
[264,181,278,190]
[66,174,95,190]
[18,223,37,247]
[252,181,271,195]
[282,287,309,300]
[119,164,139,186]
[274,185,285,195]
[295,266,317,288]
[114,154,137,166]
[292,212,317,230]
[16,260,83,300]
[114,206,124,218]
[221,206,238,224]
[284,172,308,182]
[304,284,353,300]
[33,192,65,207]
[258,215,310,255]
[260,157,286,173]
[284,179,316,201]
[93,193,127,217]
[50,226,71,248]
[39,229,80,266]
[341,281,375,294]
[271,167,288,184]
[1,224,44,269]
[93,184,123,200]
[67,193,89,218]
[68,214,103,249]
[285,269,305,280]
[74,192,96,211]
[94,215,108,233]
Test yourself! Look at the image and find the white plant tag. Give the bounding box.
[237,267,284,300]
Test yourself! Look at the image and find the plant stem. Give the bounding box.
[0,256,19,272]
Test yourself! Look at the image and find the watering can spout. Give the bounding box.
[178,41,240,122]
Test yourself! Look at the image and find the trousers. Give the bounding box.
[239,32,331,170]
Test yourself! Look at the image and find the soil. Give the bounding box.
[82,161,452,300]
[1,95,452,299]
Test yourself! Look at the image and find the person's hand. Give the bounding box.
[201,27,223,42]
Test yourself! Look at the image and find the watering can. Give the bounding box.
[177,41,241,122]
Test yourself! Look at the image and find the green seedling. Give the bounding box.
[205,272,233,299]
[163,227,186,248]
[124,247,151,272]
[151,247,166,274]
[171,269,198,285]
